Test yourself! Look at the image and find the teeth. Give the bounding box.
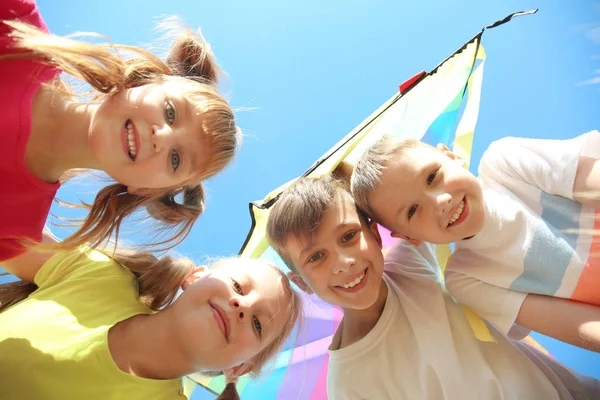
[342,271,365,289]
[125,120,137,158]
[448,200,465,226]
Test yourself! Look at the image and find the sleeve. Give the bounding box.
[445,270,528,336]
[479,131,600,200]
[0,0,47,32]
[0,238,28,262]
[384,240,441,280]
[1,0,48,54]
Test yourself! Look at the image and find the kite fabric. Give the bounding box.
[186,9,539,400]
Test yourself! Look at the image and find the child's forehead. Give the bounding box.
[285,196,362,249]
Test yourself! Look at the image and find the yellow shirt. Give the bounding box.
[0,247,187,400]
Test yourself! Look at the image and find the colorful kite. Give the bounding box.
[186,9,538,400]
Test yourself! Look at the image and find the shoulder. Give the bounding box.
[1,0,49,32]
[384,241,440,279]
[35,246,128,288]
[479,137,517,174]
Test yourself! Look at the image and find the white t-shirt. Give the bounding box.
[326,241,600,400]
[445,131,600,335]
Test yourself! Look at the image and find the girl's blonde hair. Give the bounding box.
[0,251,302,400]
[3,19,241,252]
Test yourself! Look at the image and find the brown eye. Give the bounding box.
[427,169,438,185]
[308,252,324,263]
[232,280,243,294]
[408,205,418,220]
[341,231,358,243]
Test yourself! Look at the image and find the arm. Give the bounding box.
[0,232,57,282]
[445,271,528,336]
[516,293,600,353]
[573,155,600,208]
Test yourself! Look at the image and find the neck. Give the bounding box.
[340,279,388,346]
[109,311,196,380]
[26,81,102,182]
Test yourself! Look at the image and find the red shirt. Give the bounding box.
[0,0,61,261]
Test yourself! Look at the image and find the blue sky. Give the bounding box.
[5,0,600,393]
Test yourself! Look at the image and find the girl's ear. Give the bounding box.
[390,231,422,247]
[287,272,314,295]
[182,266,205,290]
[223,363,252,379]
[127,186,141,195]
[126,186,157,196]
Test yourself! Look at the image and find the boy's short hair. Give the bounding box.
[267,175,361,272]
[351,136,431,219]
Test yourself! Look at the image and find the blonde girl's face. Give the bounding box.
[169,260,291,372]
[88,81,211,191]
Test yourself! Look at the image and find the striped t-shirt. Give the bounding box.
[445,131,600,335]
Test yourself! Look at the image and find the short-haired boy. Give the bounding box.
[267,175,599,399]
[351,132,600,352]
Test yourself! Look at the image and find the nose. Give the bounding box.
[333,250,355,275]
[433,192,452,216]
[150,124,174,153]
[229,295,251,322]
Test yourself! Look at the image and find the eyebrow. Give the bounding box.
[297,221,356,261]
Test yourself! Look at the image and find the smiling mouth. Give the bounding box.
[335,268,369,293]
[210,303,231,341]
[447,197,467,227]
[124,119,138,161]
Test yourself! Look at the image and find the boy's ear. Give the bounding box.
[368,221,383,248]
[182,265,205,290]
[436,143,466,168]
[332,161,354,185]
[390,231,422,247]
[287,271,314,295]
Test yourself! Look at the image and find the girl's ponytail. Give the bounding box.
[145,183,205,225]
[166,32,221,84]
[215,376,241,400]
[0,280,37,313]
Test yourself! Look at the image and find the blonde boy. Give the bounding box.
[351,132,600,352]
[267,175,599,400]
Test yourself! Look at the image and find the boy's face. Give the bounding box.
[284,196,385,310]
[369,146,485,244]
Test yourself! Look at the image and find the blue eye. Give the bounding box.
[170,149,180,171]
[165,101,176,124]
[253,316,262,336]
